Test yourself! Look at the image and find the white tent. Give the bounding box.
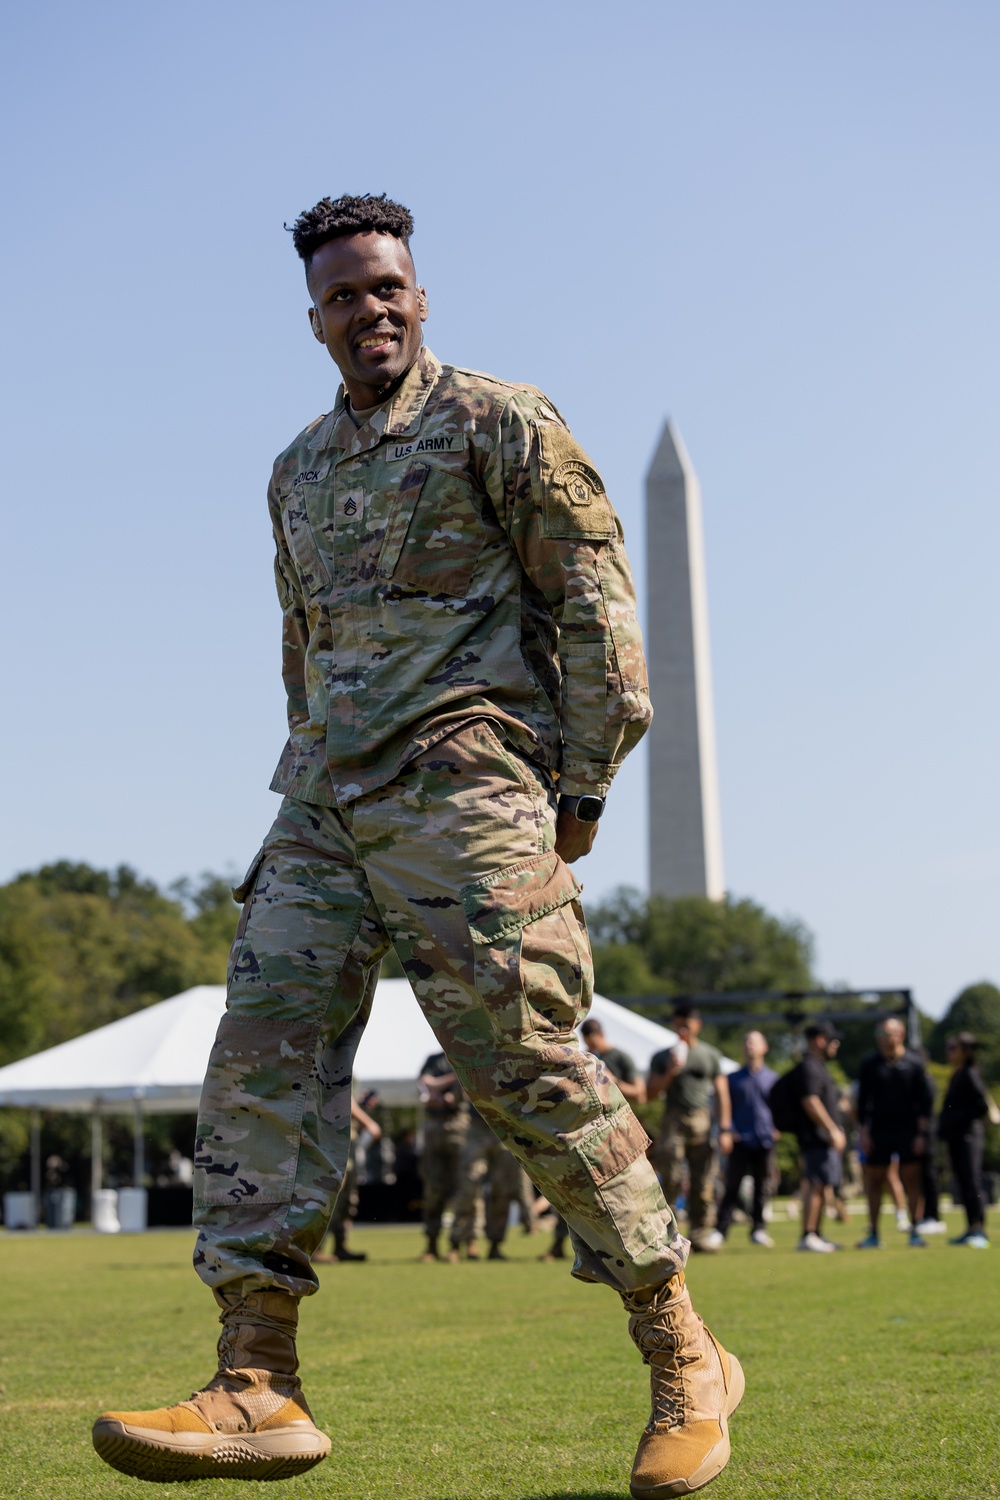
[0,980,733,1213]
[0,980,700,1114]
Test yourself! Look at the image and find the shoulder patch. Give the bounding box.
[536,424,616,541]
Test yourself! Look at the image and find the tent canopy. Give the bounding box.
[0,980,733,1115]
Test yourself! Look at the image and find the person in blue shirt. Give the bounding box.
[716,1031,779,1247]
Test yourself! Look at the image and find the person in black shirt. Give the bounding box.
[939,1033,992,1248]
[793,1021,847,1253]
[855,1018,934,1249]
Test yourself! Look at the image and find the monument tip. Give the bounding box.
[646,418,696,486]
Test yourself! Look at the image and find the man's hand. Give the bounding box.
[555,805,598,863]
[830,1127,847,1154]
[718,1127,734,1157]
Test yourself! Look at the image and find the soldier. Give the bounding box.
[93,194,744,1498]
[452,1108,531,1260]
[648,1005,732,1252]
[418,1049,474,1261]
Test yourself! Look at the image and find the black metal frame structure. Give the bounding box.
[610,988,921,1051]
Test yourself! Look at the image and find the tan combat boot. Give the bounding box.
[623,1272,744,1498]
[92,1289,331,1482]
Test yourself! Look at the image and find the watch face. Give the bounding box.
[575,795,605,823]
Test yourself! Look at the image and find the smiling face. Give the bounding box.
[306,230,427,407]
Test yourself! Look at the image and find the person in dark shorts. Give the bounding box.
[794,1021,846,1253]
[854,1017,934,1248]
[939,1033,993,1249]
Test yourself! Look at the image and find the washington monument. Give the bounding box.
[645,421,725,900]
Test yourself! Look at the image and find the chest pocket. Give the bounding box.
[378,461,484,598]
[283,488,331,596]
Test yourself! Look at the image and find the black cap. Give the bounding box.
[804,1019,841,1042]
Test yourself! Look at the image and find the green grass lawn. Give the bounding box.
[0,1209,997,1499]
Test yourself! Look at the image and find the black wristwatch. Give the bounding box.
[560,794,606,824]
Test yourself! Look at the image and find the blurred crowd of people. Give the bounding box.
[319,1008,997,1263]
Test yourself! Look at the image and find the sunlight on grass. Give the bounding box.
[1,1212,997,1498]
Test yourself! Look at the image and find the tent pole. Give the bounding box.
[91,1110,103,1211]
[133,1099,145,1188]
[30,1111,42,1224]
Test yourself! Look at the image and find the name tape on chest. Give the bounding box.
[386,432,467,463]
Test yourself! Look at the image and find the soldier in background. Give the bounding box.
[93,192,743,1500]
[452,1111,531,1260]
[648,1004,731,1252]
[418,1051,471,1262]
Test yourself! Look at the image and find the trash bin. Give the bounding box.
[3,1192,38,1230]
[92,1189,120,1234]
[45,1188,77,1230]
[117,1187,148,1233]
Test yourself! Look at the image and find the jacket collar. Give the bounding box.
[308,346,442,456]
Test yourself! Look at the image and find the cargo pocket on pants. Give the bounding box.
[462,849,590,1042]
[226,847,266,990]
[567,1103,656,1254]
[193,1013,318,1210]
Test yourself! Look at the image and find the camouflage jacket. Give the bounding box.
[268,347,652,806]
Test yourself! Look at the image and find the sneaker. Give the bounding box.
[820,1236,844,1251]
[749,1229,774,1248]
[692,1229,724,1253]
[92,1292,330,1483]
[949,1231,971,1246]
[915,1219,947,1235]
[895,1209,910,1232]
[965,1233,990,1249]
[623,1272,744,1498]
[908,1229,927,1248]
[798,1232,835,1253]
[856,1232,882,1250]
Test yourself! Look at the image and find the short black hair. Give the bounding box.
[580,1019,604,1039]
[671,1003,699,1022]
[288,193,414,265]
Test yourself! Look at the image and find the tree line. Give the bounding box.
[1,865,997,1196]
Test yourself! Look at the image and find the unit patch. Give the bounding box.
[553,459,605,506]
[386,432,468,463]
[537,423,616,541]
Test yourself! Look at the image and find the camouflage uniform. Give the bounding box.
[452,1113,531,1247]
[419,1051,472,1251]
[193,350,686,1297]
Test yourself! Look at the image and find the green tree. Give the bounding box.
[929,982,1000,1084]
[587,888,814,999]
[0,863,234,1067]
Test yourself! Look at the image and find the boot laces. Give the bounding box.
[625,1286,699,1433]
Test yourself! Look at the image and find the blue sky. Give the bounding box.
[2,2,997,1017]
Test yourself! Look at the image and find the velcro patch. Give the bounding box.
[386,431,468,462]
[292,462,330,487]
[537,425,616,541]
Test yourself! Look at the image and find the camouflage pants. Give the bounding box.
[193,719,686,1296]
[452,1115,531,1245]
[655,1107,718,1239]
[420,1114,469,1246]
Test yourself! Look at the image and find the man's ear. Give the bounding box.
[308,305,326,345]
[417,286,429,322]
